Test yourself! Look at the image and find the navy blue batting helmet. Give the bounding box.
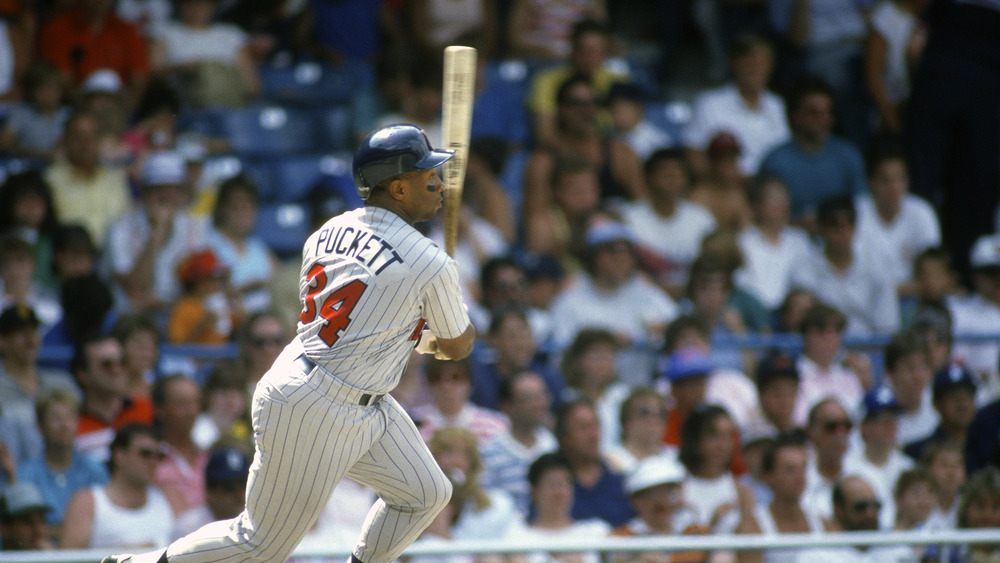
[352,124,454,199]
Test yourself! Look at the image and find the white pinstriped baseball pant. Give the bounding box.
[145,358,452,563]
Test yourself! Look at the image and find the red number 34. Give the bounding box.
[299,264,368,346]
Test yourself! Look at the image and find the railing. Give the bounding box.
[4,529,1000,562]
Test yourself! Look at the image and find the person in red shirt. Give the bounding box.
[38,0,149,104]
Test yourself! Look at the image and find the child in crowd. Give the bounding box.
[921,439,966,531]
[893,468,935,531]
[167,249,241,345]
[0,62,69,160]
[0,171,61,290]
[882,330,938,445]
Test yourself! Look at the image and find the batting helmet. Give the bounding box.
[352,124,454,199]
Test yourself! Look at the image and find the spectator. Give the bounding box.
[408,0,497,57]
[659,345,712,448]
[791,196,901,336]
[521,252,566,324]
[802,475,914,561]
[555,398,634,527]
[478,370,558,516]
[905,247,959,330]
[50,225,99,286]
[0,62,69,160]
[606,81,675,160]
[190,365,251,451]
[904,363,978,461]
[948,233,1000,401]
[147,0,260,107]
[0,304,79,432]
[739,425,779,512]
[428,426,523,540]
[45,111,131,246]
[505,451,611,563]
[111,312,164,399]
[774,288,815,334]
[60,424,174,549]
[735,175,812,311]
[471,256,553,347]
[844,386,914,529]
[892,468,935,531]
[204,174,276,315]
[0,482,55,551]
[151,375,207,516]
[965,394,1000,474]
[506,1,606,61]
[230,309,290,396]
[104,150,208,312]
[0,236,61,330]
[619,148,716,298]
[678,404,753,535]
[751,351,802,435]
[40,272,117,352]
[522,154,603,263]
[549,221,678,384]
[470,305,563,413]
[688,132,752,231]
[855,143,941,295]
[921,439,966,531]
[411,357,509,444]
[374,51,444,146]
[173,445,250,539]
[0,171,62,291]
[76,69,133,167]
[863,0,929,135]
[937,467,1000,561]
[167,248,240,345]
[16,387,108,536]
[736,435,825,563]
[802,397,853,522]
[604,387,673,473]
[882,330,938,445]
[73,335,155,462]
[560,328,631,453]
[758,77,867,231]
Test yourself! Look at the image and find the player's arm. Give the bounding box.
[416,324,476,360]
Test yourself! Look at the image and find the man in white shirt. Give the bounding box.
[882,330,939,445]
[684,33,790,177]
[948,233,1000,403]
[803,398,853,521]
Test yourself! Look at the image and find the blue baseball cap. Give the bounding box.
[861,385,901,419]
[205,447,251,484]
[932,363,978,400]
[660,346,713,382]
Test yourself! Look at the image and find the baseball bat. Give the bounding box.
[441,45,477,257]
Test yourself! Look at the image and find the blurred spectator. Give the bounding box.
[216,0,306,64]
[882,330,938,446]
[610,454,701,562]
[620,148,716,297]
[604,387,673,473]
[905,247,959,329]
[50,224,99,286]
[684,33,789,179]
[903,0,1000,288]
[0,171,61,290]
[507,3,607,61]
[428,426,523,540]
[0,7,29,105]
[751,351,802,435]
[167,248,240,345]
[375,51,444,145]
[774,288,815,334]
[678,404,753,535]
[921,439,966,530]
[295,0,388,63]
[909,307,954,374]
[148,0,260,107]
[76,69,132,167]
[44,111,131,246]
[688,132,752,231]
[948,233,1000,401]
[892,468,935,531]
[965,395,1000,474]
[37,0,150,105]
[791,197,901,336]
[73,335,155,462]
[679,253,763,359]
[0,482,55,551]
[522,154,603,263]
[60,424,174,548]
[409,0,497,57]
[173,445,250,539]
[802,397,853,522]
[0,62,69,160]
[16,387,108,536]
[470,305,563,412]
[735,175,810,311]
[793,304,870,424]
[736,435,825,562]
[926,467,1000,562]
[0,304,79,431]
[554,398,634,527]
[412,357,509,444]
[231,309,290,395]
[521,253,566,328]
[479,370,557,516]
[111,312,164,399]
[559,328,631,453]
[844,386,913,529]
[605,81,675,160]
[191,365,251,451]
[506,451,611,563]
[470,256,553,347]
[862,0,929,135]
[803,475,914,561]
[0,235,61,330]
[115,0,172,35]
[758,77,866,231]
[549,221,678,384]
[104,150,208,312]
[904,363,977,461]
[855,144,940,295]
[40,272,117,351]
[152,375,207,516]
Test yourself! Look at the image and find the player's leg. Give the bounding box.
[345,396,452,563]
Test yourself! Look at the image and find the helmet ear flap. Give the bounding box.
[353,124,454,201]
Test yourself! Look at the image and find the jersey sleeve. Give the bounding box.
[421,255,471,339]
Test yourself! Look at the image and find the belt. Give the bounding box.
[294,354,385,407]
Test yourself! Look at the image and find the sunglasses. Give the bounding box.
[850,499,882,513]
[138,447,167,461]
[821,419,853,433]
[634,406,667,419]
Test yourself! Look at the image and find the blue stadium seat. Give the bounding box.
[312,105,352,152]
[645,100,693,144]
[219,105,318,158]
[258,59,375,106]
[472,60,533,150]
[498,149,530,212]
[255,201,310,258]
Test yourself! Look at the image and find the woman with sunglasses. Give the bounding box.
[605,387,675,473]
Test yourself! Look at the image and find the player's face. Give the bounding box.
[402,168,444,223]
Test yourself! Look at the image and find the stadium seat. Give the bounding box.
[498,149,530,213]
[255,201,310,258]
[219,105,318,158]
[312,105,352,152]
[258,59,375,106]
[645,100,693,144]
[472,60,533,150]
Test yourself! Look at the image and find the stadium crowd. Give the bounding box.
[0,0,999,561]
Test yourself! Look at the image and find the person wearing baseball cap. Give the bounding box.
[611,454,698,556]
[904,363,979,461]
[0,482,54,551]
[848,386,912,529]
[173,446,252,539]
[658,346,712,447]
[754,351,802,436]
[947,232,1000,392]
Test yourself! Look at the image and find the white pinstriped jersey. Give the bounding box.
[297,206,470,394]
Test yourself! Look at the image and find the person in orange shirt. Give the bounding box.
[167,248,241,345]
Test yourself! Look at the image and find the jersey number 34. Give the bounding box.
[300,264,368,346]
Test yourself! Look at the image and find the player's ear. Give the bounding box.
[387,177,407,201]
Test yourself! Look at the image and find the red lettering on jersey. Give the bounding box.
[408,318,426,341]
[300,264,369,346]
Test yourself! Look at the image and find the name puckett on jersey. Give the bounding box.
[313,223,404,275]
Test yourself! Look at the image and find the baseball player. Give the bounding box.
[105,123,476,563]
